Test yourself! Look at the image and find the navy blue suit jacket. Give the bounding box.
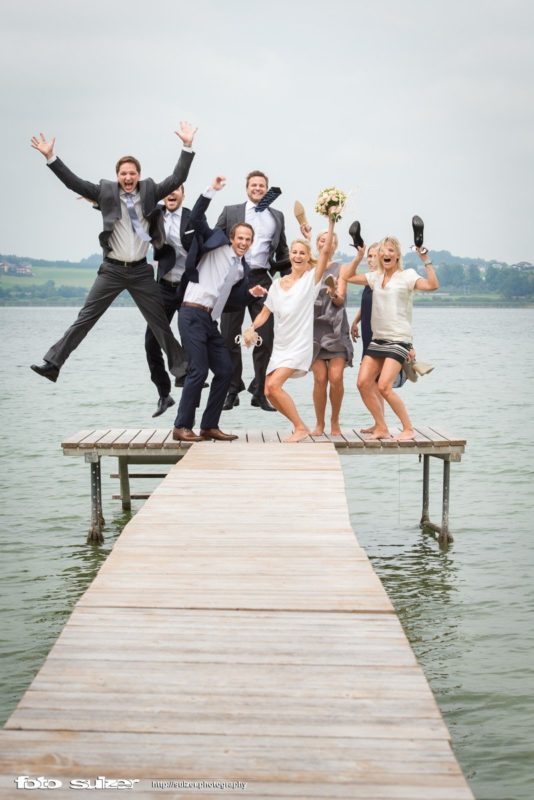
[179,193,252,311]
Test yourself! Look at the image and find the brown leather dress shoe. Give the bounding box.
[199,428,239,441]
[172,427,203,442]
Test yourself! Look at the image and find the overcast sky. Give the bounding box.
[1,0,532,264]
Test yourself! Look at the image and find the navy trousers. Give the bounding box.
[174,306,233,430]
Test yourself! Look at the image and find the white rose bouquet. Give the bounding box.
[315,187,347,221]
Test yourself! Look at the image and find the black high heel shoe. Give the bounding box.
[412,215,425,249]
[348,220,364,249]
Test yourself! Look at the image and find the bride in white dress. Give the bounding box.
[244,217,343,442]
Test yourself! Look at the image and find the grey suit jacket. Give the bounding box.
[47,149,195,256]
[215,201,290,276]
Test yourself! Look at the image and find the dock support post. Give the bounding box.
[420,455,430,528]
[118,456,131,511]
[439,459,451,546]
[86,453,104,544]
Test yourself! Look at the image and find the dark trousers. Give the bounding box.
[220,269,273,398]
[175,306,233,430]
[44,261,187,378]
[145,280,187,397]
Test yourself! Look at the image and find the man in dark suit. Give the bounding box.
[172,176,267,443]
[29,122,196,384]
[216,170,290,412]
[146,187,195,418]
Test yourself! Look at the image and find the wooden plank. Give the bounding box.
[261,429,281,443]
[60,429,96,449]
[94,428,127,447]
[428,427,466,447]
[109,429,142,449]
[130,429,157,448]
[245,428,263,444]
[146,428,173,448]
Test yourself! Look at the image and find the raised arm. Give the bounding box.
[413,248,439,292]
[31,132,100,201]
[189,175,226,239]
[340,247,367,285]
[314,217,335,284]
[153,120,197,201]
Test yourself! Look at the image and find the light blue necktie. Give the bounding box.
[125,193,151,242]
[211,255,241,320]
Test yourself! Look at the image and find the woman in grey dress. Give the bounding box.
[301,226,353,435]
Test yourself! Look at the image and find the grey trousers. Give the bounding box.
[44,260,187,379]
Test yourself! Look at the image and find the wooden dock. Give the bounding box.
[1,442,473,798]
[61,426,466,545]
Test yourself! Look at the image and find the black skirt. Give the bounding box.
[365,339,412,366]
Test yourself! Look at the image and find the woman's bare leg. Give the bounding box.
[311,359,328,435]
[357,356,390,438]
[377,358,415,439]
[327,357,346,435]
[265,368,311,442]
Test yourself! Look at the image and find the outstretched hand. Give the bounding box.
[211,175,226,191]
[249,285,268,298]
[174,120,198,147]
[31,133,55,159]
[300,223,312,241]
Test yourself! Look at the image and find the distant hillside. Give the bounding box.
[0,252,101,269]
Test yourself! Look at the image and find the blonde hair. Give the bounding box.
[316,229,339,257]
[290,238,317,267]
[378,236,403,271]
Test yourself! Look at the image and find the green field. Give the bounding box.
[0,266,97,290]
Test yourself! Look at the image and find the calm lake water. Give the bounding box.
[1,305,533,800]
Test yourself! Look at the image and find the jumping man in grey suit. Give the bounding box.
[216,170,290,412]
[29,121,197,384]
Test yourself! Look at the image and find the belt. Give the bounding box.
[106,257,147,267]
[181,301,213,314]
[161,279,181,288]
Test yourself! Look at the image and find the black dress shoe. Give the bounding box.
[172,427,203,442]
[152,394,175,418]
[252,395,276,412]
[200,428,239,441]
[412,215,425,248]
[348,220,364,249]
[31,362,60,383]
[223,392,240,411]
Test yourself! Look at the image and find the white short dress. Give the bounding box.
[265,269,321,378]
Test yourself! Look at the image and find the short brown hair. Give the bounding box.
[229,222,255,242]
[246,170,268,187]
[115,155,141,174]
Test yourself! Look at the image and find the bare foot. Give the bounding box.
[360,424,376,434]
[283,428,311,443]
[394,429,415,441]
[330,426,342,436]
[367,429,392,440]
[311,427,325,436]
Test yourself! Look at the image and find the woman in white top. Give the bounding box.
[244,217,343,442]
[342,236,438,440]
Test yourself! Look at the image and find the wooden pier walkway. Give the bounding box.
[1,442,473,798]
[62,425,466,544]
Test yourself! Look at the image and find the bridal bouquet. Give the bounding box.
[315,187,347,221]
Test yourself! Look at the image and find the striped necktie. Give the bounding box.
[125,193,151,242]
[254,186,282,212]
[211,255,241,320]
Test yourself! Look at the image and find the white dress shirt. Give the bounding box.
[184,244,244,313]
[245,200,276,270]
[162,209,187,282]
[108,191,150,262]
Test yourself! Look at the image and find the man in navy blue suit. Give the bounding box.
[172,176,267,443]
